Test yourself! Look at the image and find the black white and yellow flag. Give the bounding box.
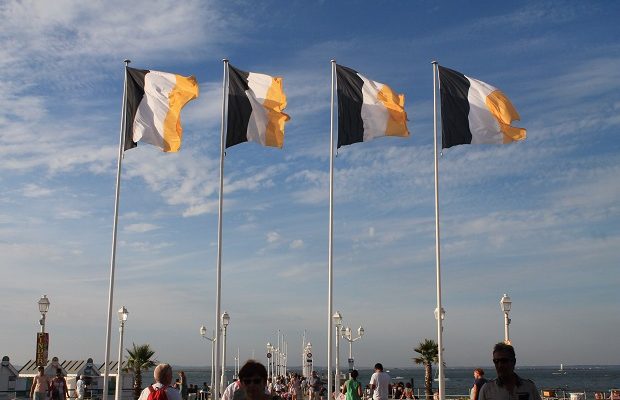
[336,64,409,148]
[226,64,290,149]
[124,67,199,152]
[438,66,525,149]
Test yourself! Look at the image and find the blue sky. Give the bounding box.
[1,0,619,370]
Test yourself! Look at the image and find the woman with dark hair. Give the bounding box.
[233,360,270,400]
[401,382,415,399]
[342,370,362,400]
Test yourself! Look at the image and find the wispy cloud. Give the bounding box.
[290,239,304,249]
[124,223,160,233]
[267,231,281,243]
[21,184,53,198]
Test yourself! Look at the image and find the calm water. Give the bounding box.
[178,365,620,396]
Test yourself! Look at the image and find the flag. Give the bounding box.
[438,66,526,149]
[226,64,290,149]
[336,64,409,148]
[124,67,199,152]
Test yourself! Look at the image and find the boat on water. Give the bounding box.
[552,363,567,375]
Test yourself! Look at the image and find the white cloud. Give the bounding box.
[289,239,304,249]
[124,223,159,233]
[267,231,281,243]
[55,210,91,220]
[118,240,174,252]
[21,184,53,198]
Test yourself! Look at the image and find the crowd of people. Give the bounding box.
[190,343,542,400]
[29,343,544,400]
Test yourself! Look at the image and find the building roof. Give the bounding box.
[18,358,126,377]
[1,356,19,376]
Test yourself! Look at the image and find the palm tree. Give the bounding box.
[413,339,438,400]
[125,343,157,400]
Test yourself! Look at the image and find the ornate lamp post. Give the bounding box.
[200,325,217,397]
[305,342,313,376]
[38,295,50,333]
[115,307,128,400]
[266,343,273,380]
[341,325,364,370]
[220,312,230,394]
[500,294,512,344]
[36,295,51,367]
[332,311,343,385]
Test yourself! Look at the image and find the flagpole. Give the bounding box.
[431,60,445,400]
[102,59,130,400]
[215,58,229,396]
[327,59,336,400]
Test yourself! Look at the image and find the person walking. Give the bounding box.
[50,369,68,400]
[369,364,390,400]
[308,371,322,400]
[30,366,49,400]
[137,364,182,400]
[289,373,302,400]
[76,375,86,400]
[342,370,362,400]
[478,343,541,400]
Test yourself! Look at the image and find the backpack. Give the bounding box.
[148,385,169,400]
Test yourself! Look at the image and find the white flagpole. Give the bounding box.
[431,61,445,400]
[102,59,130,400]
[327,59,336,400]
[215,58,229,396]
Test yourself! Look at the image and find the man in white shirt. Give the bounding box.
[137,364,182,400]
[221,380,241,400]
[479,343,541,400]
[369,363,390,400]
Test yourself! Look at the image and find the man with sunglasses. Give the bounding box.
[231,360,271,400]
[479,343,541,400]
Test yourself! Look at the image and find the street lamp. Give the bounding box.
[115,306,128,400]
[220,312,230,394]
[36,295,51,367]
[266,343,273,380]
[332,311,343,385]
[434,307,445,322]
[305,342,313,376]
[200,325,216,397]
[500,294,512,344]
[38,295,50,333]
[341,325,364,370]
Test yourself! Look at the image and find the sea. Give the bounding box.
[178,365,620,397]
